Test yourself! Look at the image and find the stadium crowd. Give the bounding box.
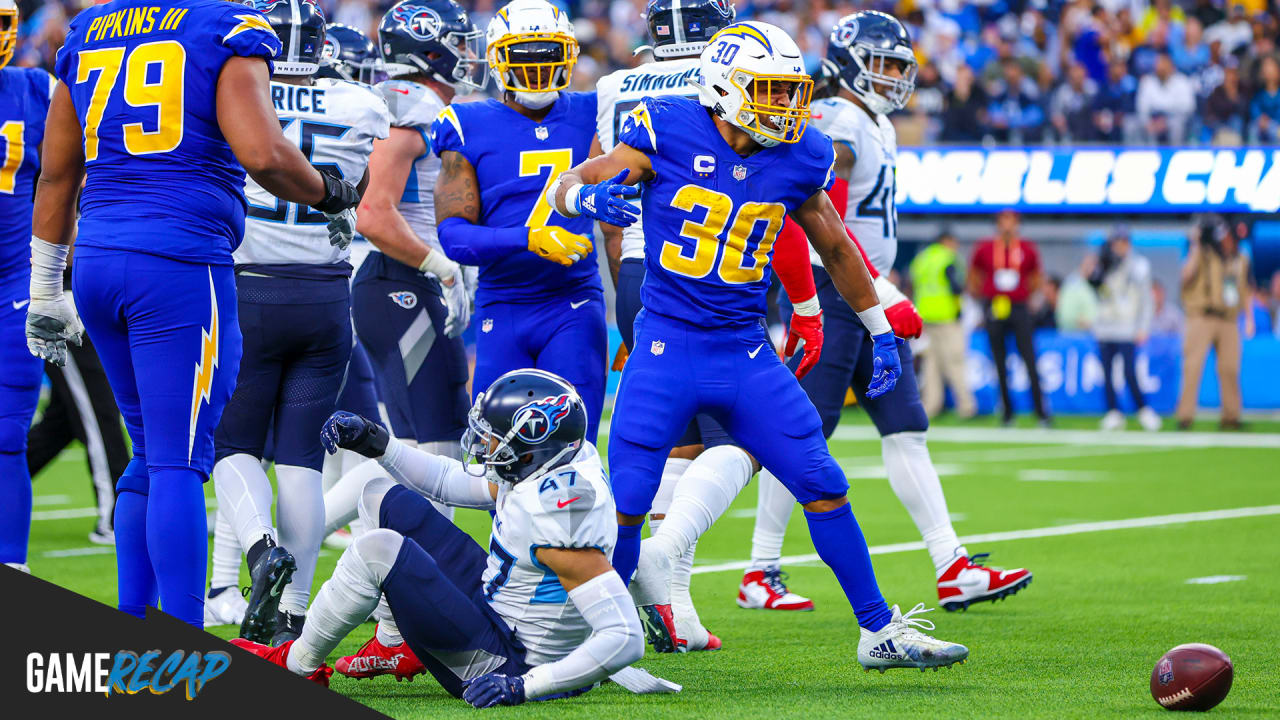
[11,0,1280,146]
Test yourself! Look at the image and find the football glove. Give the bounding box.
[528,226,593,266]
[783,296,823,380]
[311,167,361,214]
[874,276,923,339]
[866,332,903,399]
[320,411,389,458]
[462,673,526,708]
[325,207,357,250]
[26,297,83,368]
[573,170,640,227]
[441,265,470,338]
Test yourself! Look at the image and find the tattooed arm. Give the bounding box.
[434,150,534,265]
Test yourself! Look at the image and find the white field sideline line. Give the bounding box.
[830,425,1280,449]
[33,496,217,521]
[689,504,1280,576]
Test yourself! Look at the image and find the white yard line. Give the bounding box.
[690,504,1280,575]
[42,547,114,558]
[1017,469,1108,482]
[830,425,1280,449]
[1185,575,1247,585]
[32,494,72,506]
[31,508,100,521]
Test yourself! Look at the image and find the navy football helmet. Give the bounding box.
[462,369,587,484]
[318,23,385,85]
[243,0,327,76]
[378,0,486,92]
[827,10,917,115]
[813,57,841,100]
[642,0,735,59]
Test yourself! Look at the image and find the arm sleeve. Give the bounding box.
[436,216,529,265]
[520,571,645,699]
[772,218,816,303]
[376,438,495,510]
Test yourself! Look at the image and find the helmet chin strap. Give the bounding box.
[514,89,559,109]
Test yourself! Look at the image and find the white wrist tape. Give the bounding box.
[856,304,892,336]
[873,275,908,307]
[791,294,821,316]
[29,237,68,301]
[546,174,583,217]
[417,248,459,279]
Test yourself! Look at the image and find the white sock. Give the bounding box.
[650,457,690,520]
[670,540,706,648]
[276,464,325,615]
[881,432,967,575]
[649,446,753,561]
[210,507,242,589]
[287,529,402,675]
[750,469,795,571]
[375,607,403,646]
[213,453,277,551]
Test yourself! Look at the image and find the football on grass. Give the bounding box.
[1150,643,1233,711]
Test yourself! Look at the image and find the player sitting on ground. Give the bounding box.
[233,370,659,708]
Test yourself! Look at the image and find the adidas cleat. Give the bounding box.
[938,553,1032,612]
[335,630,425,681]
[230,638,332,687]
[858,603,969,672]
[204,585,249,627]
[239,537,296,643]
[638,603,684,653]
[737,567,814,611]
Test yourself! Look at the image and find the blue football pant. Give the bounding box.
[352,252,468,443]
[0,292,43,565]
[337,340,382,425]
[214,275,352,471]
[72,250,241,627]
[378,485,529,698]
[473,291,607,444]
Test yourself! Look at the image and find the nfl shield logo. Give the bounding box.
[1157,658,1174,686]
[482,318,494,333]
[732,164,748,181]
[535,126,549,141]
[650,340,665,356]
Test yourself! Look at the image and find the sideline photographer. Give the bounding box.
[1175,215,1254,430]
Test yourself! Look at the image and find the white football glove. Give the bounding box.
[27,296,84,368]
[325,207,357,250]
[442,265,471,338]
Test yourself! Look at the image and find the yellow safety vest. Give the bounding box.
[910,244,960,324]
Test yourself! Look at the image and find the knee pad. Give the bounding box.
[358,476,398,530]
[116,457,150,495]
[0,417,27,455]
[350,527,405,585]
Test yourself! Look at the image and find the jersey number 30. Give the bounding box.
[660,185,785,285]
[76,40,186,161]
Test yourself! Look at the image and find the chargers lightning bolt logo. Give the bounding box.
[512,394,572,444]
[188,270,220,463]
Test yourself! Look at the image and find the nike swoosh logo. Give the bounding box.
[390,88,410,95]
[557,496,581,508]
[570,299,589,309]
[12,299,29,310]
[748,343,764,359]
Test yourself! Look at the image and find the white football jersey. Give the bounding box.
[377,78,449,257]
[595,58,700,261]
[809,95,898,273]
[236,79,390,266]
[483,443,616,666]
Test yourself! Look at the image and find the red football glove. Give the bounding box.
[874,276,923,339]
[784,297,824,380]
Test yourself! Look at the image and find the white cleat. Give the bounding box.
[1101,409,1125,431]
[858,603,969,672]
[1138,406,1162,432]
[204,585,249,627]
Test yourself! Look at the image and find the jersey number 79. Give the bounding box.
[75,40,186,161]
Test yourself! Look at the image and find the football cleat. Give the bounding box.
[335,631,426,681]
[1101,409,1125,431]
[1138,406,1162,432]
[204,585,249,627]
[272,611,306,646]
[937,553,1032,611]
[239,536,296,643]
[737,567,815,611]
[637,604,684,653]
[858,603,969,672]
[230,638,333,687]
[88,524,115,546]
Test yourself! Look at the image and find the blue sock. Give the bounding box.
[804,503,892,631]
[115,457,156,618]
[146,467,208,628]
[0,451,32,564]
[613,523,643,587]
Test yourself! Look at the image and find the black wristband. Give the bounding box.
[312,167,360,214]
[351,420,390,459]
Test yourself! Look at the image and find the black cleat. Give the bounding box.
[239,537,295,643]
[637,604,683,653]
[271,611,306,646]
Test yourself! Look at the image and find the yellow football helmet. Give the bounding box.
[485,0,578,106]
[0,0,18,70]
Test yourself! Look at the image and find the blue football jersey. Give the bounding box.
[618,96,835,328]
[430,92,600,304]
[53,0,282,265]
[0,66,54,297]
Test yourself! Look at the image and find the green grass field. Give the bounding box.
[24,412,1280,718]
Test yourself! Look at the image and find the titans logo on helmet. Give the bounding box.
[831,16,860,46]
[391,4,444,41]
[321,35,341,61]
[513,394,572,444]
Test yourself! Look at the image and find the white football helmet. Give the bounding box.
[486,0,579,109]
[0,0,17,70]
[689,21,812,147]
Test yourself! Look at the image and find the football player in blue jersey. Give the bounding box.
[28,0,361,627]
[0,0,53,574]
[551,21,969,671]
[432,0,607,443]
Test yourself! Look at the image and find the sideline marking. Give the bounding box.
[830,425,1280,449]
[1185,575,1247,585]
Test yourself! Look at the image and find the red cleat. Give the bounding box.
[230,638,333,687]
[638,603,684,653]
[937,553,1033,611]
[737,568,814,611]
[703,632,722,651]
[335,631,426,681]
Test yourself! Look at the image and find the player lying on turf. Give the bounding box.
[549,20,968,672]
[233,370,676,707]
